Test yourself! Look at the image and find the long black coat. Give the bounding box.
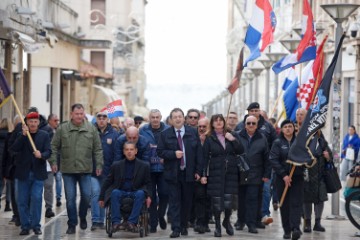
[304,133,331,204]
[238,129,271,185]
[99,158,152,205]
[203,132,244,199]
[157,125,203,183]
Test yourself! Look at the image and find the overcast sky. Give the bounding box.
[144,0,228,117]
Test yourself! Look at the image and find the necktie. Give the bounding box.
[177,130,185,169]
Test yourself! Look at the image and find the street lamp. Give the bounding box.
[293,24,325,37]
[259,59,275,113]
[321,3,360,220]
[249,66,264,107]
[266,52,287,117]
[280,37,301,53]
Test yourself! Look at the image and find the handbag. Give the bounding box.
[323,160,342,193]
[237,154,249,172]
[346,147,355,160]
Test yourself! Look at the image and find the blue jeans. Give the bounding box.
[111,189,145,225]
[262,179,272,217]
[17,172,44,230]
[62,173,91,227]
[55,171,62,199]
[91,176,105,224]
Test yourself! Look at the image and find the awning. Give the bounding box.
[80,60,113,79]
[92,84,128,116]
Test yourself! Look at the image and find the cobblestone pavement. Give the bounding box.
[0,192,359,240]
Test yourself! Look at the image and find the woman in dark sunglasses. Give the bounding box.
[201,114,244,237]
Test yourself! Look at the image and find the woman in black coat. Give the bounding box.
[201,114,244,237]
[269,120,303,240]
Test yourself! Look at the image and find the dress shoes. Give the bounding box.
[283,232,291,239]
[159,217,167,230]
[248,227,258,234]
[33,228,42,235]
[256,221,266,229]
[292,228,302,240]
[236,222,245,230]
[127,222,137,232]
[170,231,180,238]
[66,226,76,234]
[19,229,30,235]
[181,227,188,236]
[45,208,55,218]
[80,218,87,230]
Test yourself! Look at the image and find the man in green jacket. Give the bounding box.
[49,103,103,234]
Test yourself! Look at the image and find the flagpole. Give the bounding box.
[279,164,296,207]
[269,91,283,118]
[225,93,234,131]
[10,94,37,152]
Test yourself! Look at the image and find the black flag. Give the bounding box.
[287,33,346,166]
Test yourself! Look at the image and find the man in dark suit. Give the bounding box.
[157,108,203,238]
[98,141,151,232]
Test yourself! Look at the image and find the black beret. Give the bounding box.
[247,102,260,110]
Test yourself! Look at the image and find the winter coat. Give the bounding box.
[49,120,103,174]
[114,134,151,164]
[139,122,169,172]
[0,128,8,179]
[269,134,304,178]
[203,132,244,200]
[303,133,331,204]
[237,129,271,185]
[92,123,120,177]
[11,130,51,181]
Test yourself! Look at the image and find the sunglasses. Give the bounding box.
[188,116,198,120]
[97,115,107,118]
[246,122,257,126]
[135,121,142,125]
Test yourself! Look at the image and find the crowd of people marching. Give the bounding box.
[0,102,352,239]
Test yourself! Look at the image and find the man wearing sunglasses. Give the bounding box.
[186,109,200,128]
[235,102,277,230]
[236,115,271,234]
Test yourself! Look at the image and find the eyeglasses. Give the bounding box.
[188,116,198,120]
[97,115,107,118]
[198,125,207,128]
[246,122,257,126]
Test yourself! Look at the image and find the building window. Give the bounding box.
[91,0,106,26]
[91,51,105,71]
[348,77,355,126]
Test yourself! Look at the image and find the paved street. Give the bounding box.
[0,192,359,240]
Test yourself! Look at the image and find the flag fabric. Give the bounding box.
[227,47,244,94]
[101,99,124,118]
[297,35,327,109]
[0,68,11,108]
[282,68,299,121]
[243,0,276,67]
[287,33,346,166]
[282,67,297,91]
[272,0,316,74]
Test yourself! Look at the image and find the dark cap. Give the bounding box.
[247,102,260,111]
[280,119,294,128]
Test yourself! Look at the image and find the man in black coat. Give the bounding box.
[99,142,151,232]
[157,108,203,238]
[236,115,271,234]
[10,112,51,236]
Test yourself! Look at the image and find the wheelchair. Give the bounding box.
[105,196,149,238]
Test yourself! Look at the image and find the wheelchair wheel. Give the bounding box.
[345,189,360,230]
[105,205,113,237]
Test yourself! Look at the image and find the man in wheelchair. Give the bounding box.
[99,141,152,232]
